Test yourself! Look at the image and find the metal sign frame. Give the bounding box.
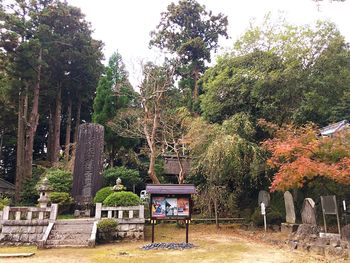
[320,195,341,236]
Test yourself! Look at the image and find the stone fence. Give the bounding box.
[0,204,58,246]
[95,204,144,223]
[95,204,145,240]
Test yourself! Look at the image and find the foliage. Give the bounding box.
[103,166,141,190]
[263,123,350,191]
[103,191,141,207]
[19,166,45,205]
[150,0,228,105]
[93,186,114,204]
[251,206,283,226]
[0,197,11,211]
[45,169,73,193]
[186,114,266,215]
[49,192,73,206]
[97,218,118,232]
[201,17,350,126]
[93,52,138,166]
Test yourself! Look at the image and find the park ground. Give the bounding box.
[0,224,343,263]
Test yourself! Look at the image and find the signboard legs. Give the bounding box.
[185,220,189,243]
[151,220,155,243]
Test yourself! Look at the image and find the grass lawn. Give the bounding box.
[0,223,330,263]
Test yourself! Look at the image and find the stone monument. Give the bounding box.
[72,123,104,204]
[301,198,317,225]
[284,191,296,224]
[281,191,299,233]
[258,190,270,207]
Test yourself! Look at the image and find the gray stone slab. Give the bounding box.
[301,198,317,225]
[258,190,270,207]
[284,191,296,224]
[0,253,35,258]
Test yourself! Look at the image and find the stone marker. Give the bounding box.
[72,123,104,204]
[301,198,317,225]
[284,191,296,224]
[258,190,270,207]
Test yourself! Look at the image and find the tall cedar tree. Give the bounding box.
[92,52,137,167]
[149,0,228,110]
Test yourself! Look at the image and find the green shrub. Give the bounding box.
[97,218,118,232]
[103,166,141,190]
[49,192,73,205]
[0,197,11,211]
[251,206,283,226]
[94,187,113,204]
[46,169,73,192]
[20,173,42,205]
[103,191,140,207]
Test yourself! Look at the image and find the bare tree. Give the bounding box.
[110,62,175,184]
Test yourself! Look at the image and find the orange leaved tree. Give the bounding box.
[262,122,350,192]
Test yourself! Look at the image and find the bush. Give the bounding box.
[49,192,73,206]
[103,191,141,207]
[97,218,118,232]
[93,187,113,204]
[0,197,11,211]
[103,166,141,190]
[97,219,118,242]
[46,169,73,192]
[20,171,42,205]
[251,206,283,226]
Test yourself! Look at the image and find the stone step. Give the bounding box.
[48,232,91,241]
[53,225,92,231]
[46,238,90,247]
[55,219,95,225]
[50,229,91,235]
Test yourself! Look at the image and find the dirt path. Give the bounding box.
[0,224,332,263]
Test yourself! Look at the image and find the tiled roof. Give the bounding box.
[320,120,349,136]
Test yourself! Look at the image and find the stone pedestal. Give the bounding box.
[281,223,299,234]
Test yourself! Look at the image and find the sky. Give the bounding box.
[67,0,350,88]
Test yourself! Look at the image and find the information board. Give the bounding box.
[151,195,190,219]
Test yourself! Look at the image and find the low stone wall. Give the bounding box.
[287,224,349,259]
[97,222,144,242]
[0,220,48,246]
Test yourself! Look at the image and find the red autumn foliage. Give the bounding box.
[262,122,350,192]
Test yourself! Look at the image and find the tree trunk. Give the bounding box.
[71,98,81,172]
[148,147,160,184]
[23,48,42,182]
[192,67,200,101]
[175,145,185,184]
[52,85,62,166]
[214,197,219,229]
[15,89,26,202]
[74,98,81,143]
[64,97,72,162]
[47,107,54,163]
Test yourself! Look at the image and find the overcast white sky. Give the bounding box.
[67,0,350,88]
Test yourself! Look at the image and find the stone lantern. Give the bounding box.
[112,177,126,192]
[37,177,53,208]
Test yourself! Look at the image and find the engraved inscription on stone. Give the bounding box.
[72,123,104,204]
[284,191,296,224]
[301,198,316,225]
